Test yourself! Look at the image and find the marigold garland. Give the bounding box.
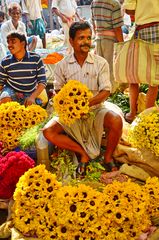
[0,102,48,151]
[53,80,93,126]
[12,165,159,240]
[128,109,159,156]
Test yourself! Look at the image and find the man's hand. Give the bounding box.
[24,96,36,107]
[61,15,69,23]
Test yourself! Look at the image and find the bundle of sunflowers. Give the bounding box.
[128,107,159,156]
[11,165,159,240]
[53,80,93,126]
[0,102,48,152]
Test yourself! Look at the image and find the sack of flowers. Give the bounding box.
[128,107,159,156]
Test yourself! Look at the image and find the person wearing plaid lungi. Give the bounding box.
[124,0,159,123]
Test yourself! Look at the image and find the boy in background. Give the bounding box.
[1,2,37,51]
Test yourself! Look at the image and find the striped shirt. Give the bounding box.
[0,51,46,93]
[91,0,123,33]
[54,52,111,95]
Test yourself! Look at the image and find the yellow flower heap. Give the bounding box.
[13,165,159,240]
[0,102,48,151]
[53,80,93,125]
[128,109,159,156]
[13,165,61,239]
[144,177,159,218]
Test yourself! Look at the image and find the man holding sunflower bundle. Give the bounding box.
[43,21,123,175]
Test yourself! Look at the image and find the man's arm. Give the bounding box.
[24,83,45,106]
[89,90,110,107]
[52,7,70,23]
[114,26,123,42]
[24,56,46,106]
[0,61,7,89]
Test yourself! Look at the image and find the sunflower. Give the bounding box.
[53,80,93,126]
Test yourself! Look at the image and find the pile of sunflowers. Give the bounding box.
[53,80,93,126]
[128,108,159,156]
[12,165,159,240]
[0,102,48,151]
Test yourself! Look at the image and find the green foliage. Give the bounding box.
[19,121,47,150]
[108,92,130,113]
[85,161,105,181]
[51,148,77,183]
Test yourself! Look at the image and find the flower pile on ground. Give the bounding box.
[12,165,61,239]
[144,177,159,218]
[0,102,48,151]
[12,165,159,240]
[0,151,35,199]
[53,80,93,126]
[128,108,159,156]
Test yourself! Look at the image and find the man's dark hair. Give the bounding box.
[69,21,92,39]
[7,31,27,49]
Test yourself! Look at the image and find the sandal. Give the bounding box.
[124,113,134,124]
[76,162,89,177]
[102,161,118,172]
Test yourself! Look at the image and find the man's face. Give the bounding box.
[70,28,92,54]
[7,37,25,55]
[9,9,21,22]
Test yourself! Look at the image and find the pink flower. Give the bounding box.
[0,151,35,199]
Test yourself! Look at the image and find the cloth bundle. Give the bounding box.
[113,38,159,85]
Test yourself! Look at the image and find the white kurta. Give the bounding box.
[1,19,27,48]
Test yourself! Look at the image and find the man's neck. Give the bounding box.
[74,52,88,67]
[14,49,26,61]
[12,19,19,29]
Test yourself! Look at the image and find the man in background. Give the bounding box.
[124,0,159,123]
[52,0,82,53]
[91,0,123,92]
[22,0,46,48]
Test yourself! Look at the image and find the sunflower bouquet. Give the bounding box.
[0,102,48,151]
[53,80,93,126]
[12,165,159,240]
[128,107,159,156]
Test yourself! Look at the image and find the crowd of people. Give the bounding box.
[0,0,158,175]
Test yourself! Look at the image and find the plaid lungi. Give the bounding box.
[137,24,159,43]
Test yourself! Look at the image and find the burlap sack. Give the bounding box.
[0,221,12,239]
[114,144,159,177]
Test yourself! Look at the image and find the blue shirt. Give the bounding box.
[0,51,46,93]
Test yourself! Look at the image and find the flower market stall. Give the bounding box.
[1,82,159,239]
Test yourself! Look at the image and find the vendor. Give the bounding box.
[0,31,47,106]
[43,21,123,175]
